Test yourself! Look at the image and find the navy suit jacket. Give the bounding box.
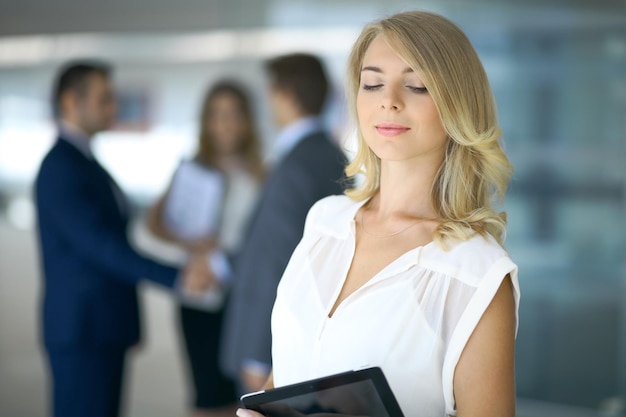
[221,130,347,376]
[35,137,178,350]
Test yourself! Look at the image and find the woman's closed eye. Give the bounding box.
[408,86,428,93]
[362,84,383,91]
[362,83,428,93]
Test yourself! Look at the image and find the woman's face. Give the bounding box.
[205,92,247,155]
[356,35,448,165]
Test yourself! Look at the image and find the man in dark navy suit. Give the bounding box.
[219,53,348,393]
[35,61,211,417]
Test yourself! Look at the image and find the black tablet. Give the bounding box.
[240,366,405,417]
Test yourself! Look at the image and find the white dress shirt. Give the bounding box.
[59,120,93,158]
[271,195,520,417]
[218,166,260,253]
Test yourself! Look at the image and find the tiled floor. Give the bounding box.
[0,218,188,417]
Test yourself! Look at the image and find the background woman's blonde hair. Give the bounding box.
[345,11,513,246]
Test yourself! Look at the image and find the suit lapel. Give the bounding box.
[91,158,130,219]
[58,137,130,219]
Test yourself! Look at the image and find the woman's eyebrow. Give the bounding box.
[361,65,382,73]
[361,65,415,74]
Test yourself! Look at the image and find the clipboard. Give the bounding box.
[240,366,405,417]
[162,160,225,241]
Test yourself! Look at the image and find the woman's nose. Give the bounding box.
[380,88,402,111]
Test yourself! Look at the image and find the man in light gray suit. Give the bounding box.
[220,53,347,393]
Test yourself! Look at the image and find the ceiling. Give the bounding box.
[0,0,625,37]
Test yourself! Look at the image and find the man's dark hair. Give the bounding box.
[265,53,329,116]
[52,60,111,119]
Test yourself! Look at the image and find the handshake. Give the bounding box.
[181,251,216,294]
[178,250,230,307]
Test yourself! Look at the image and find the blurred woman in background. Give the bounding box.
[147,80,264,417]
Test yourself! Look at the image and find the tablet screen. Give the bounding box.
[240,367,404,417]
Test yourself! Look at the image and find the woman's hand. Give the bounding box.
[237,404,368,417]
[236,408,264,417]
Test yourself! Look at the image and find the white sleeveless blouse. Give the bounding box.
[271,195,520,417]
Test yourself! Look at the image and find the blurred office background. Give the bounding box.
[0,0,624,416]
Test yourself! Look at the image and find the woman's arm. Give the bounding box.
[146,193,177,242]
[454,275,517,417]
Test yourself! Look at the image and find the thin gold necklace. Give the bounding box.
[358,208,436,239]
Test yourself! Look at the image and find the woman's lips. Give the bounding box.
[375,123,410,137]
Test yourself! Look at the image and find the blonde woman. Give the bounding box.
[237,11,519,417]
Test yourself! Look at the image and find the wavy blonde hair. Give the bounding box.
[345,11,513,246]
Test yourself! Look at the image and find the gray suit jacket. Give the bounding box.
[221,129,347,379]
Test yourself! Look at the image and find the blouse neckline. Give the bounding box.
[323,197,438,319]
